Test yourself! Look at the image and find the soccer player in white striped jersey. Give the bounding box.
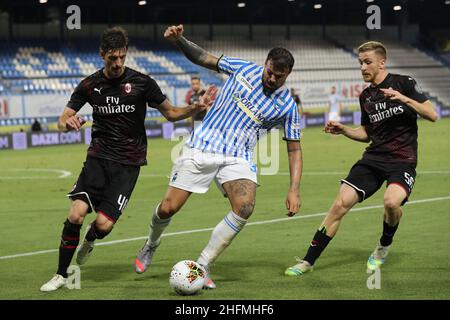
[135,24,303,289]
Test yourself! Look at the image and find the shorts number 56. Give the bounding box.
[404,172,415,188]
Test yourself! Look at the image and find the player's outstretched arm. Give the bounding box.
[324,121,370,143]
[155,86,217,122]
[58,107,86,132]
[164,24,219,72]
[285,140,302,217]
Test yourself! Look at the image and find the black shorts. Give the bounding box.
[341,158,416,205]
[68,156,140,223]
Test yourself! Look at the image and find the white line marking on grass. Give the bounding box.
[1,195,449,261]
[0,168,72,180]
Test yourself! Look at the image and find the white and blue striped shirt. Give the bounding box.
[186,55,301,162]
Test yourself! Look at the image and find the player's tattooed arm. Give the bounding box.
[164,24,219,71]
[286,140,302,217]
[175,37,219,72]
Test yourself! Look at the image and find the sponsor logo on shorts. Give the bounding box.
[171,172,178,182]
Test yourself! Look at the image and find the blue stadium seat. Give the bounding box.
[0,40,224,94]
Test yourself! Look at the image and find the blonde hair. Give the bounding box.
[357,41,387,60]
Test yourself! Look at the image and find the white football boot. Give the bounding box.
[40,274,67,292]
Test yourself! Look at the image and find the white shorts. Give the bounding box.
[328,111,341,122]
[169,147,258,194]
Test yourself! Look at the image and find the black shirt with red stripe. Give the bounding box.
[359,73,428,166]
[67,67,166,166]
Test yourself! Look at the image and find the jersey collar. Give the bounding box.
[371,73,391,89]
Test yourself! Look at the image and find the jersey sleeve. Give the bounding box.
[66,80,89,111]
[402,76,428,103]
[145,77,167,108]
[359,94,370,126]
[282,98,302,141]
[217,55,251,76]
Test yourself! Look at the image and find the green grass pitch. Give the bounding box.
[0,118,449,300]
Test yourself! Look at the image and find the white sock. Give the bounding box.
[197,211,247,267]
[148,203,171,246]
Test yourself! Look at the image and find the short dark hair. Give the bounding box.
[100,26,129,53]
[357,41,387,60]
[191,75,201,81]
[266,48,295,72]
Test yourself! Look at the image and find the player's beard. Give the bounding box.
[362,71,374,83]
[262,79,277,93]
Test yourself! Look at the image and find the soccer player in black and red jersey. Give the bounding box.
[40,26,214,292]
[285,41,438,277]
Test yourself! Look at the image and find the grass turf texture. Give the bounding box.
[0,118,449,300]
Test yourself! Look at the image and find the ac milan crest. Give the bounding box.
[124,83,132,94]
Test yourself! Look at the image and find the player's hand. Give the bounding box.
[200,85,218,109]
[164,24,184,42]
[286,190,301,217]
[380,87,407,103]
[324,120,345,135]
[65,116,86,131]
[191,102,208,115]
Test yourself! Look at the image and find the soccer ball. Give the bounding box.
[169,260,206,295]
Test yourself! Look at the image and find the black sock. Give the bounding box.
[379,221,399,247]
[303,227,333,266]
[57,219,82,278]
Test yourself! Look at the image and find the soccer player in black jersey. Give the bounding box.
[40,27,214,292]
[285,41,438,277]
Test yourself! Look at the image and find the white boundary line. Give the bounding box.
[1,195,449,261]
[0,168,72,180]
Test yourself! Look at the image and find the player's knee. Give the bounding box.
[159,198,181,218]
[68,214,82,225]
[93,220,113,239]
[236,201,255,220]
[384,196,401,212]
[68,211,86,225]
[68,201,89,224]
[330,198,352,218]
